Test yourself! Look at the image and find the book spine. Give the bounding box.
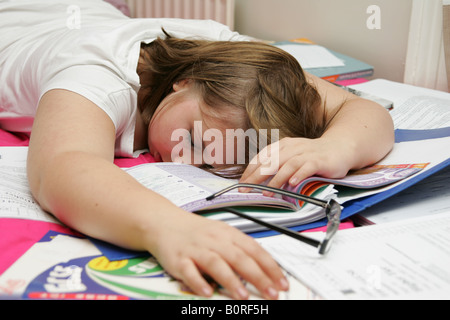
[321,69,374,83]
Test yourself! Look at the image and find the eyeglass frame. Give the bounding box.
[205,183,341,255]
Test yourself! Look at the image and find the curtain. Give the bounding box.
[404,0,448,92]
[444,2,450,92]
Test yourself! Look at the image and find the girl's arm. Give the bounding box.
[27,89,288,300]
[241,73,395,189]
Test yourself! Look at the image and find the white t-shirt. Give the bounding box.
[0,0,249,157]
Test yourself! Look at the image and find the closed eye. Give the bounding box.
[190,130,204,151]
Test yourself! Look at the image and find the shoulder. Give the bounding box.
[305,72,358,114]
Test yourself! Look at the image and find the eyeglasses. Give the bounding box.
[206,183,341,255]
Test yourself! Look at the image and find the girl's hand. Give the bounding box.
[240,137,353,192]
[149,210,289,300]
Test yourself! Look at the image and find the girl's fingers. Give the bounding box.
[240,150,272,185]
[195,249,250,300]
[238,235,290,292]
[266,157,320,190]
[196,244,281,300]
[173,258,215,297]
[241,142,290,186]
[175,233,288,300]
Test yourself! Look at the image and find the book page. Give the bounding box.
[390,95,450,129]
[124,163,298,212]
[275,44,345,69]
[0,146,28,162]
[258,212,450,300]
[0,151,59,224]
[124,163,218,209]
[351,79,450,129]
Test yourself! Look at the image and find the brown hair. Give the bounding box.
[137,32,326,176]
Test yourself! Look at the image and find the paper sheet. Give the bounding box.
[351,79,450,130]
[275,44,345,69]
[258,212,450,300]
[0,146,28,162]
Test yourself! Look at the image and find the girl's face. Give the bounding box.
[147,80,242,166]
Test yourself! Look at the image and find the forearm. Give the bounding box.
[27,90,288,299]
[322,97,395,171]
[28,151,181,252]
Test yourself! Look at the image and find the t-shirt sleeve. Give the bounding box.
[40,65,138,157]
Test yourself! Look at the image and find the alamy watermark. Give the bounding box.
[366,265,382,291]
[66,5,81,30]
[66,4,382,32]
[366,5,381,30]
[171,121,280,175]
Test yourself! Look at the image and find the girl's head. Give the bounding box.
[137,33,326,175]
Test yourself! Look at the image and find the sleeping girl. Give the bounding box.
[0,0,394,299]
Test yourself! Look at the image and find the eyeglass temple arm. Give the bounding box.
[223,208,321,248]
[206,183,330,209]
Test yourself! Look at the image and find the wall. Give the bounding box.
[234,0,413,82]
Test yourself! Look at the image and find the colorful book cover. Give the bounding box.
[0,230,305,300]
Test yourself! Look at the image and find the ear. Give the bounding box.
[173,79,191,92]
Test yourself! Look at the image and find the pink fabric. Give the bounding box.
[114,152,156,167]
[0,219,77,275]
[104,0,130,17]
[0,130,29,147]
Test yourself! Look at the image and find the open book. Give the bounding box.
[124,161,426,232]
